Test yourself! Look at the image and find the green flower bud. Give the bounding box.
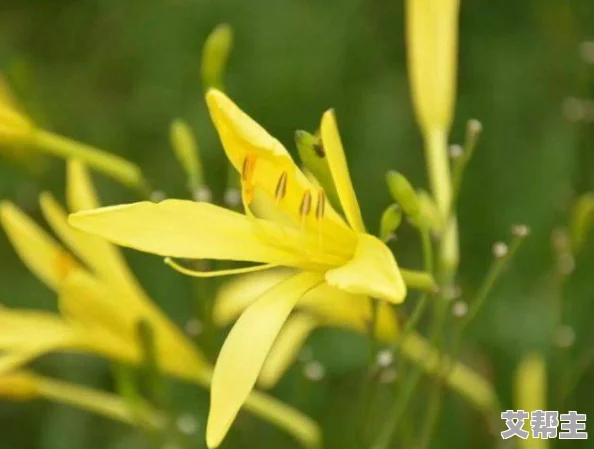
[386,171,420,220]
[379,203,402,242]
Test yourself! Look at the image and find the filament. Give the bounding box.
[164,257,277,278]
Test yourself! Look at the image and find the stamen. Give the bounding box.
[315,189,326,251]
[315,189,325,220]
[241,154,257,205]
[164,257,276,278]
[241,154,256,181]
[275,171,288,204]
[299,190,312,218]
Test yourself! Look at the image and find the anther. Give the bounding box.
[315,189,325,220]
[299,190,312,218]
[241,154,257,205]
[241,154,256,181]
[275,171,288,204]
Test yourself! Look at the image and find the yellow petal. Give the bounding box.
[0,351,46,375]
[406,0,459,132]
[214,270,399,341]
[258,313,318,389]
[67,159,100,212]
[206,89,291,168]
[213,269,295,326]
[320,110,366,233]
[59,270,209,380]
[0,310,78,362]
[514,353,546,419]
[300,286,399,340]
[69,200,301,265]
[206,90,353,240]
[325,233,406,304]
[0,201,82,290]
[206,271,324,448]
[40,191,149,303]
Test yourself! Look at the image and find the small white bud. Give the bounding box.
[492,241,508,258]
[376,349,394,368]
[511,224,530,238]
[303,361,325,381]
[150,190,167,202]
[451,300,468,318]
[448,144,464,159]
[193,186,212,202]
[442,284,462,301]
[176,413,199,435]
[224,188,241,207]
[467,119,483,135]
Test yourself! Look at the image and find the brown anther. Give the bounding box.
[275,171,288,203]
[313,141,325,158]
[315,190,325,220]
[299,190,312,218]
[241,154,257,182]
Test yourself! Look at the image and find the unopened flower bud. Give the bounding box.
[386,171,420,220]
[201,24,233,91]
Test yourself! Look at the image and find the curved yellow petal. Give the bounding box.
[206,90,353,241]
[214,270,399,341]
[258,313,319,389]
[0,351,48,375]
[320,110,365,233]
[213,269,295,326]
[206,89,291,167]
[325,233,406,304]
[58,270,130,336]
[67,159,100,212]
[0,309,78,353]
[206,271,324,448]
[69,200,301,265]
[39,192,149,303]
[0,201,82,290]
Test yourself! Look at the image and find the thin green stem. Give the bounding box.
[361,297,381,443]
[372,227,434,449]
[420,232,528,448]
[33,129,151,196]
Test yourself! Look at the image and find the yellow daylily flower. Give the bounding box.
[0,160,320,449]
[69,89,409,447]
[215,270,499,416]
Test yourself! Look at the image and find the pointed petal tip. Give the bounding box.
[205,415,228,449]
[205,88,226,104]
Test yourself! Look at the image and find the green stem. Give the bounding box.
[37,376,163,429]
[425,128,459,275]
[32,129,151,196]
[372,227,434,449]
[414,128,459,448]
[421,232,528,448]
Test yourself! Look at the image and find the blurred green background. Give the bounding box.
[1,0,594,448]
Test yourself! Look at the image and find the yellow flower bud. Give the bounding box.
[406,0,460,134]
